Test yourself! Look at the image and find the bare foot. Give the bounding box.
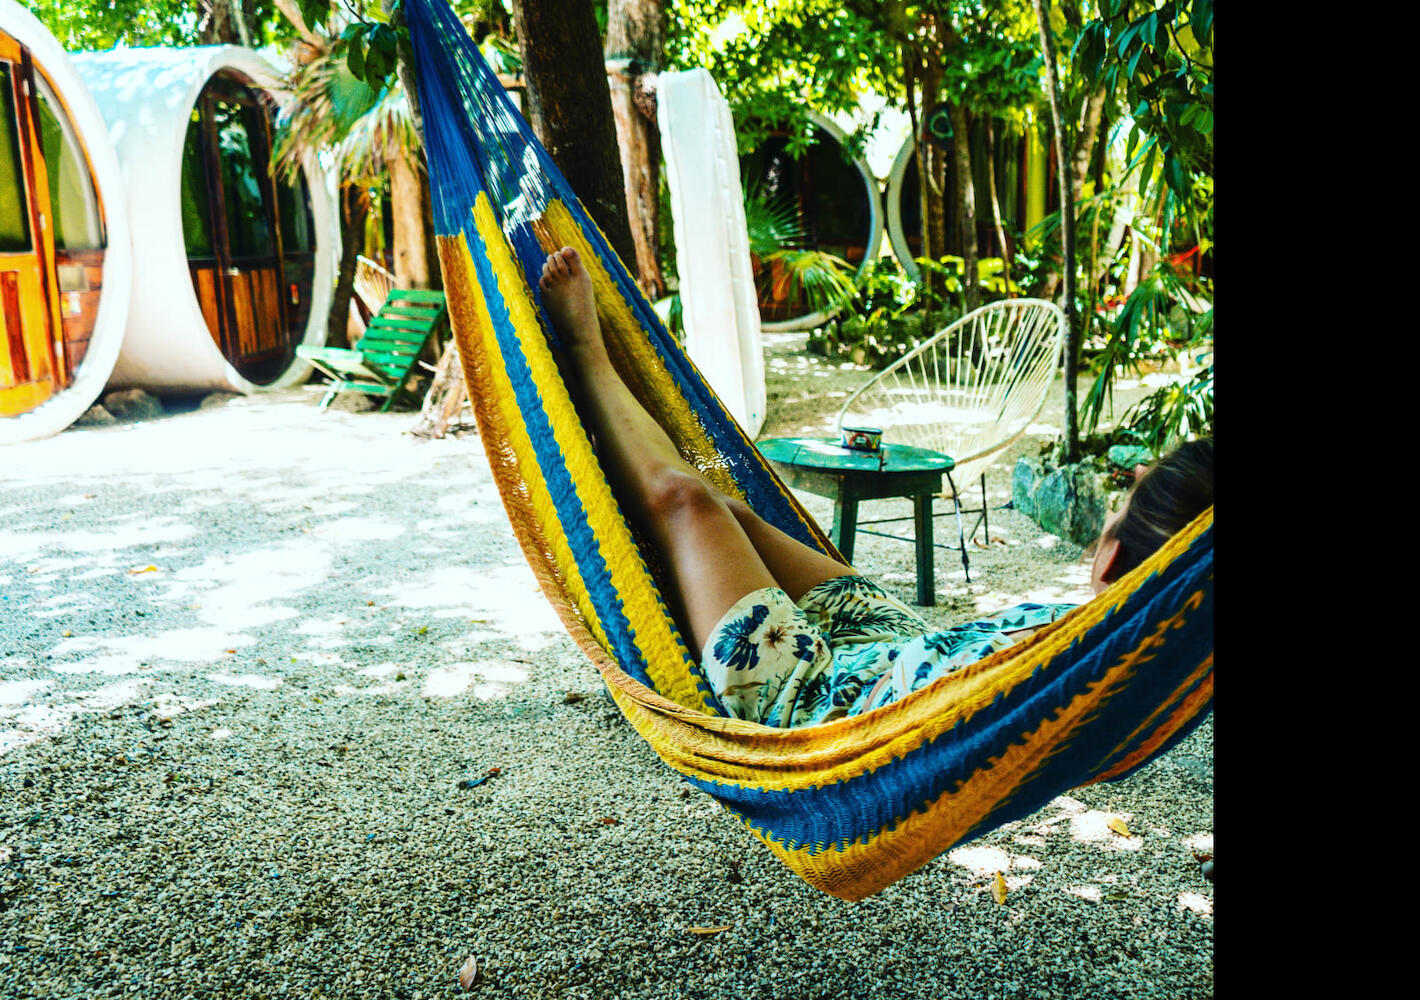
[538,247,604,358]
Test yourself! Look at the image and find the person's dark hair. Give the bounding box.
[1105,437,1213,579]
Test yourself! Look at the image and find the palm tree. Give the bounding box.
[270,15,436,349]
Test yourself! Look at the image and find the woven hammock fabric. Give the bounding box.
[406,0,1213,902]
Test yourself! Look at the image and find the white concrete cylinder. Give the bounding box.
[72,45,334,394]
[0,0,132,445]
[886,136,922,281]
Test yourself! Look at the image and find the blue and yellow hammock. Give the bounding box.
[406,0,1213,903]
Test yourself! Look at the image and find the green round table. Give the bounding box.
[757,437,965,605]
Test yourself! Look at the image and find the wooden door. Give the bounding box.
[181,75,290,381]
[0,40,64,417]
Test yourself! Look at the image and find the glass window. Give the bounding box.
[214,99,274,258]
[278,170,314,253]
[180,109,214,257]
[0,64,33,252]
[35,75,103,251]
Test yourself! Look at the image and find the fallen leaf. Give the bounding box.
[62,630,72,638]
[224,649,236,655]
[991,871,1008,904]
[686,925,732,935]
[562,692,585,704]
[457,955,479,990]
[1106,817,1132,838]
[597,816,618,825]
[128,565,158,575]
[1190,849,1212,863]
[416,626,429,635]
[1105,891,1131,902]
[366,601,376,607]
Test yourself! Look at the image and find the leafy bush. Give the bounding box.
[807,256,1024,369]
[1116,364,1213,457]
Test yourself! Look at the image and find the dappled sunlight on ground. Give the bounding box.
[0,394,551,757]
[422,658,532,699]
[49,627,254,675]
[1177,892,1212,915]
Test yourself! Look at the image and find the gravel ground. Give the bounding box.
[1,338,1212,999]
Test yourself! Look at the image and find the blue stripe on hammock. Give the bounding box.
[683,528,1212,853]
[407,0,824,556]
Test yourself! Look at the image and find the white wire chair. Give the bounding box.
[835,298,1066,574]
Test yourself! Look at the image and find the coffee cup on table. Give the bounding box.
[840,426,883,452]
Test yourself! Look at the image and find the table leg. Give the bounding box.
[833,495,859,564]
[913,493,935,605]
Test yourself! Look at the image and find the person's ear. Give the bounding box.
[1091,535,1125,592]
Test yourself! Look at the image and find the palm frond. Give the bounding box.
[273,50,416,185]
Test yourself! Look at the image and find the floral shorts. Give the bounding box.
[700,575,931,728]
[701,575,1076,729]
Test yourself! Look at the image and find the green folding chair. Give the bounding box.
[297,289,448,412]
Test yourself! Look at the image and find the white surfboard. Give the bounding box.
[657,68,766,438]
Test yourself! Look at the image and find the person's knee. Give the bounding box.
[645,468,727,526]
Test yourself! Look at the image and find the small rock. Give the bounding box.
[199,392,241,411]
[102,388,165,422]
[73,403,116,426]
[1106,444,1155,470]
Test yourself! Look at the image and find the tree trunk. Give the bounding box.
[947,103,978,311]
[906,39,950,317]
[328,183,369,350]
[937,16,977,311]
[985,118,1011,294]
[198,0,252,45]
[1071,84,1108,203]
[1095,167,1138,288]
[511,0,639,268]
[1033,0,1078,463]
[389,152,436,290]
[272,0,327,50]
[604,0,666,299]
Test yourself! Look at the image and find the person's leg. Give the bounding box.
[540,247,781,656]
[720,496,860,602]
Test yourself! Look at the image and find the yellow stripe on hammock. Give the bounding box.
[593,507,1212,792]
[450,196,711,712]
[538,200,748,500]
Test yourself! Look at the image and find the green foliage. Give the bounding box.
[806,252,1019,370]
[742,182,808,258]
[1074,0,1212,219]
[739,182,858,319]
[807,308,953,370]
[1078,260,1208,432]
[22,0,282,49]
[1116,363,1212,457]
